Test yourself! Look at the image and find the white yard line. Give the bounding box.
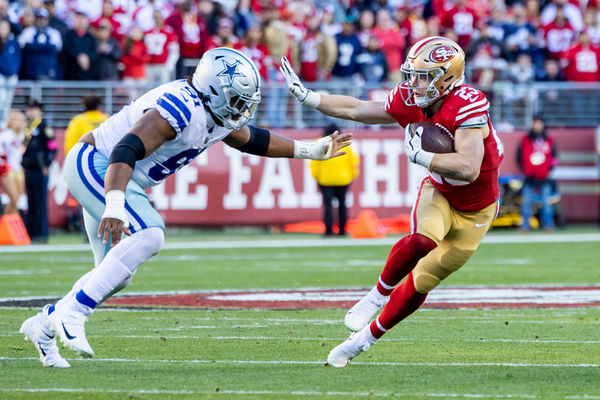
[5,388,593,399]
[0,356,598,368]
[1,233,599,253]
[4,332,600,344]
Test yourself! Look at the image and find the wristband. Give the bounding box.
[102,190,129,225]
[415,151,435,169]
[293,136,332,160]
[302,91,321,108]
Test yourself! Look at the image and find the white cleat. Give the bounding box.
[345,287,389,332]
[327,325,377,368]
[48,306,94,358]
[20,306,70,368]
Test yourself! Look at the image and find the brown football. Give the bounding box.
[408,122,455,153]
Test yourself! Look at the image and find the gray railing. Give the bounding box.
[5,79,600,130]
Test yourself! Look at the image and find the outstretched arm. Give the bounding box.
[280,57,396,125]
[99,109,176,246]
[224,125,352,160]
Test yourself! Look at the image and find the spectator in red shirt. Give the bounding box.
[540,5,576,60]
[516,116,558,232]
[441,0,478,48]
[121,26,150,100]
[166,0,210,78]
[207,17,239,50]
[234,24,270,81]
[393,7,412,45]
[562,31,600,124]
[541,0,583,32]
[91,1,124,42]
[562,30,600,81]
[145,10,179,88]
[372,9,405,82]
[584,8,600,47]
[296,11,337,82]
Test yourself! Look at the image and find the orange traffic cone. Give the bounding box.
[348,210,386,239]
[0,214,31,245]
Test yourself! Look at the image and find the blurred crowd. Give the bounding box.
[1,0,600,90]
[0,0,600,128]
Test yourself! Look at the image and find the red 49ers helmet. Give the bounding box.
[400,36,465,108]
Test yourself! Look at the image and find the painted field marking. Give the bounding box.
[3,332,600,344]
[5,388,596,399]
[3,286,600,309]
[1,356,598,368]
[1,233,599,253]
[99,286,600,309]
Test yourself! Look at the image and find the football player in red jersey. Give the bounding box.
[281,36,504,367]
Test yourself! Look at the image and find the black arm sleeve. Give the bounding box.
[109,133,146,169]
[236,125,271,156]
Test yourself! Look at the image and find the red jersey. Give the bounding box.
[541,22,575,59]
[385,84,504,212]
[563,44,600,82]
[121,40,150,79]
[372,26,406,72]
[144,26,178,65]
[166,12,210,59]
[441,6,478,48]
[520,135,555,180]
[234,42,270,80]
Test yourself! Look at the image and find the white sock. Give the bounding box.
[80,253,133,304]
[54,270,95,311]
[359,324,379,346]
[368,285,389,302]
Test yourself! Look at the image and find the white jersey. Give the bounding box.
[92,79,231,189]
[0,128,23,172]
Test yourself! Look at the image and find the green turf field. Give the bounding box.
[1,229,599,399]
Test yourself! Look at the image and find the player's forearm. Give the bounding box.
[316,94,364,121]
[264,132,295,158]
[265,133,329,160]
[429,153,481,183]
[104,163,134,193]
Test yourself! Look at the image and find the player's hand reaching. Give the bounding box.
[328,131,353,159]
[293,131,353,160]
[98,190,131,247]
[404,124,434,169]
[280,57,321,108]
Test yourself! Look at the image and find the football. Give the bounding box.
[408,122,455,153]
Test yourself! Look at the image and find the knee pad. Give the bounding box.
[440,247,475,273]
[109,227,165,274]
[413,271,440,294]
[412,246,475,293]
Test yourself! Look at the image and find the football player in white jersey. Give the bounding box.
[19,47,352,368]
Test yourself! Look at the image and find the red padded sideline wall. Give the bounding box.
[45,128,598,227]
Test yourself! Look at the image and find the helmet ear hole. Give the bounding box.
[209,86,218,96]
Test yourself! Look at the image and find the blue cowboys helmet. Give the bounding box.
[192,47,261,130]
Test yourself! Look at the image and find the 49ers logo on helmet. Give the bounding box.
[430,45,455,62]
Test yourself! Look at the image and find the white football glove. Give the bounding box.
[404,124,434,169]
[293,136,333,160]
[101,190,129,226]
[280,56,321,108]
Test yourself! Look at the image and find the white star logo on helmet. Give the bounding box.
[217,60,245,84]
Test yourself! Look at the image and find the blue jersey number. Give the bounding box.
[148,148,204,181]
